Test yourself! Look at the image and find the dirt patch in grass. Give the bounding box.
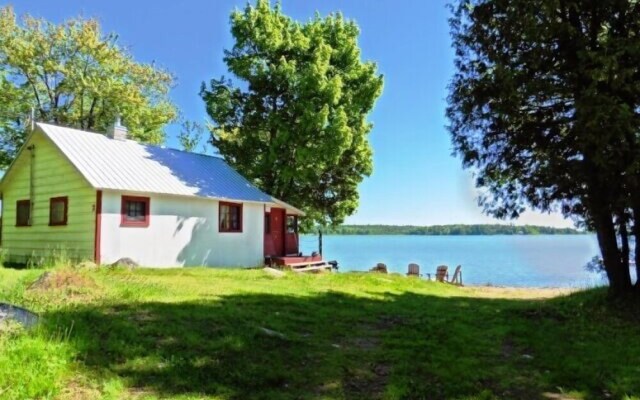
[542,392,583,400]
[26,270,101,302]
[517,307,572,323]
[28,270,97,291]
[374,314,406,329]
[129,309,157,323]
[501,336,516,359]
[340,315,400,399]
[350,337,379,351]
[460,285,576,299]
[55,378,102,400]
[344,362,391,400]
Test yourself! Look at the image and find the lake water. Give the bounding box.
[300,234,614,288]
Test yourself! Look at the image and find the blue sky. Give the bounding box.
[7,0,572,227]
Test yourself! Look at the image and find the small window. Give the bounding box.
[16,199,31,227]
[49,197,68,226]
[219,202,242,232]
[286,215,297,234]
[121,196,150,227]
[264,213,271,234]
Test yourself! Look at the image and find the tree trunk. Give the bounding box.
[632,205,640,287]
[595,211,633,294]
[619,214,630,271]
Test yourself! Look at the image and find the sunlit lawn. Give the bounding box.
[0,266,639,399]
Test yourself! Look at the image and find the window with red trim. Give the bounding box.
[49,196,68,226]
[219,202,242,232]
[121,196,150,227]
[16,199,31,227]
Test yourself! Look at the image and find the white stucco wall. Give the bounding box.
[99,191,264,267]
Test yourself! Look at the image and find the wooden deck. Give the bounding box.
[266,255,337,273]
[291,264,333,273]
[271,254,323,266]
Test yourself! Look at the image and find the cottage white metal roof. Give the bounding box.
[32,123,304,214]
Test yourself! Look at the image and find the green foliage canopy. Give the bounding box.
[201,0,383,228]
[0,7,177,168]
[447,0,640,294]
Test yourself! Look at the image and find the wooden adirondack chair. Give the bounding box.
[435,265,449,282]
[407,263,421,277]
[449,265,463,286]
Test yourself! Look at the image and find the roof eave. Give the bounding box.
[97,187,274,206]
[0,128,38,192]
[270,197,306,217]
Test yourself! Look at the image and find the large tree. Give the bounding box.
[200,0,383,227]
[0,7,177,168]
[447,0,640,294]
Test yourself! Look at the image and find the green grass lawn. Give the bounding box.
[1,266,639,400]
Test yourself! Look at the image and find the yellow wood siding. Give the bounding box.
[1,131,95,263]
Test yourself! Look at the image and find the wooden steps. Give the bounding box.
[285,260,327,268]
[267,256,338,273]
[287,259,333,273]
[291,264,333,273]
[267,255,338,273]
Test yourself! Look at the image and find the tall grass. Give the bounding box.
[21,246,93,269]
[0,249,7,268]
[0,323,75,399]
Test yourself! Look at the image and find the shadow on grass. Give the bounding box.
[43,289,640,399]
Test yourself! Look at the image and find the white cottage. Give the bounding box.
[0,122,306,267]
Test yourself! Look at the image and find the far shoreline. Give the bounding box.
[303,232,588,236]
[309,224,586,236]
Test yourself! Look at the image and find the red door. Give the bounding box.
[270,208,285,256]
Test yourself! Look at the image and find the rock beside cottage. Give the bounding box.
[0,303,39,328]
[110,258,139,268]
[370,263,388,273]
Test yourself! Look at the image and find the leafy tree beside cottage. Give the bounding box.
[0,6,177,168]
[201,0,383,228]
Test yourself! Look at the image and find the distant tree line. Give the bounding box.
[320,224,582,236]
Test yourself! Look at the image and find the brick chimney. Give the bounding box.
[107,115,128,140]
